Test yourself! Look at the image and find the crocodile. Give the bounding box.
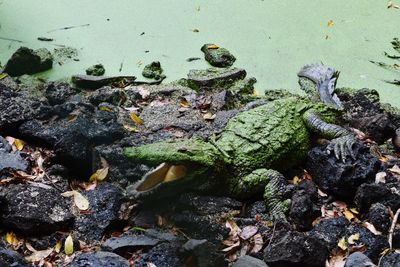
[123,64,356,219]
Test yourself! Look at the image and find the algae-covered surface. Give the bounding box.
[0,0,399,106]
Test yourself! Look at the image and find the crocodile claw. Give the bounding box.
[326,134,356,162]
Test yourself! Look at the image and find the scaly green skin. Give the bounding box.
[124,96,343,219]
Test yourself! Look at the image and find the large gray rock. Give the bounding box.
[0,136,28,172]
[233,256,268,267]
[68,251,129,267]
[0,184,74,235]
[344,252,375,267]
[201,44,236,68]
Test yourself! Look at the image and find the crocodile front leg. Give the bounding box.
[230,169,291,219]
[303,109,356,161]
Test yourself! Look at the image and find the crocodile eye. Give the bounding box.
[136,163,187,191]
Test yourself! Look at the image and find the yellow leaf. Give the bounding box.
[89,167,109,182]
[99,107,112,112]
[54,240,62,253]
[123,125,139,132]
[14,139,24,151]
[380,248,390,256]
[61,191,75,197]
[180,100,190,108]
[327,20,334,27]
[73,191,89,210]
[207,44,219,49]
[338,237,347,250]
[6,232,16,245]
[64,235,74,255]
[347,233,359,244]
[349,208,359,214]
[129,113,143,125]
[252,89,258,95]
[203,112,216,120]
[293,176,299,185]
[343,210,355,221]
[266,221,274,228]
[0,73,8,80]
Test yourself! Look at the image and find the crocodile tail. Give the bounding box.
[297,64,337,84]
[316,71,342,109]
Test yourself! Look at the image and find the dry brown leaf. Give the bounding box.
[375,172,387,184]
[318,189,328,197]
[89,167,109,183]
[362,222,382,235]
[138,87,150,99]
[191,28,200,33]
[239,226,258,240]
[123,125,139,132]
[221,241,240,252]
[389,165,400,175]
[249,233,263,254]
[326,250,347,267]
[327,20,334,27]
[61,190,89,210]
[203,112,216,120]
[54,240,62,253]
[25,248,53,262]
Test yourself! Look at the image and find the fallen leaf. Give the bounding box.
[129,113,144,125]
[388,0,393,8]
[327,20,334,27]
[349,208,359,214]
[221,241,240,252]
[347,233,359,244]
[138,87,150,99]
[249,233,263,254]
[362,222,382,235]
[89,167,109,183]
[123,125,139,132]
[64,235,74,255]
[380,248,390,256]
[326,249,347,267]
[99,107,112,112]
[6,232,17,245]
[180,100,190,108]
[207,44,219,49]
[61,190,89,210]
[0,73,8,80]
[343,210,355,221]
[389,165,400,175]
[191,28,199,32]
[375,172,387,184]
[55,240,62,253]
[203,112,216,120]
[318,189,328,197]
[25,248,53,262]
[337,237,347,250]
[239,226,258,240]
[292,175,299,185]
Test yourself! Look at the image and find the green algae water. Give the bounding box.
[0,0,399,106]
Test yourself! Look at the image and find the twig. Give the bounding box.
[47,23,90,33]
[389,208,400,249]
[0,36,24,43]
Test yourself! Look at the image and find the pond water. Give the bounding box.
[0,0,399,106]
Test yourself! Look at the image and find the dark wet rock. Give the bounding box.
[201,44,236,68]
[19,105,125,176]
[309,217,349,250]
[0,83,43,129]
[135,241,183,267]
[4,47,53,76]
[345,225,389,262]
[71,74,136,89]
[380,252,400,267]
[233,255,269,267]
[187,67,247,91]
[102,235,160,252]
[0,184,73,235]
[263,229,328,267]
[393,229,400,249]
[0,74,18,90]
[179,239,228,267]
[86,64,105,76]
[169,194,241,243]
[68,251,129,267]
[367,203,391,233]
[0,249,29,267]
[247,201,268,218]
[45,82,77,105]
[142,61,164,80]
[125,84,195,103]
[394,128,400,151]
[289,180,320,231]
[344,252,375,267]
[88,87,126,106]
[306,143,381,200]
[53,46,79,65]
[338,88,397,144]
[230,77,257,94]
[74,183,122,242]
[354,182,400,213]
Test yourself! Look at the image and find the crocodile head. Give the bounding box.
[298,64,342,109]
[123,138,225,200]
